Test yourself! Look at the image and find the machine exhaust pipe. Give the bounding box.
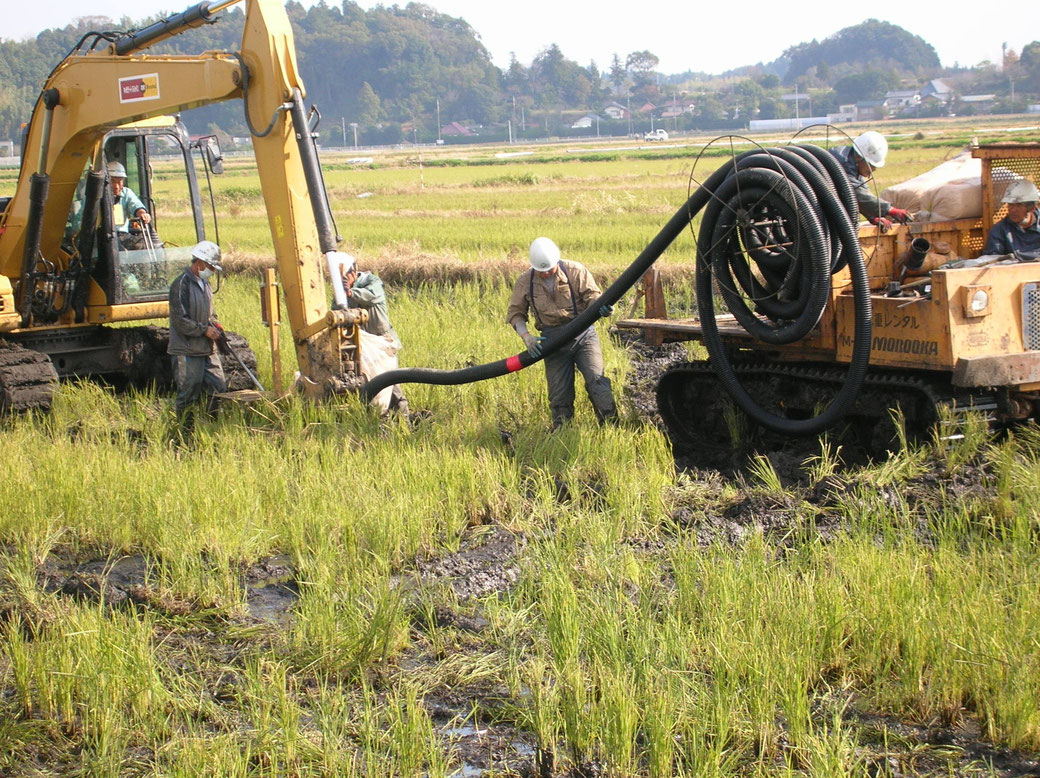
[906,237,931,270]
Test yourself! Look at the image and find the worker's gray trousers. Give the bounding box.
[171,353,226,414]
[540,325,617,428]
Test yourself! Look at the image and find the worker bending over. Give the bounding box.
[168,240,226,415]
[830,131,912,230]
[338,256,409,416]
[507,237,617,429]
[982,180,1040,260]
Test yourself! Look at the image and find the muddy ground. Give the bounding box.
[3,336,1040,776]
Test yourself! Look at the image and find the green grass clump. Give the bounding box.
[471,172,543,187]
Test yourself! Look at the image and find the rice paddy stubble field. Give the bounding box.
[2,125,1040,775]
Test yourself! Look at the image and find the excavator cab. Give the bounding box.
[64,117,215,307]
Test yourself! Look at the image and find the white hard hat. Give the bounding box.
[853,131,888,169]
[332,251,356,276]
[529,237,561,272]
[1002,179,1040,204]
[108,161,127,178]
[191,239,222,271]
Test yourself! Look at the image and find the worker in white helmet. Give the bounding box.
[829,131,912,230]
[507,237,617,429]
[107,160,152,236]
[167,240,227,416]
[982,179,1040,259]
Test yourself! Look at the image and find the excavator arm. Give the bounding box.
[0,0,363,393]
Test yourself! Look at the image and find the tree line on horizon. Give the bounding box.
[0,1,1038,147]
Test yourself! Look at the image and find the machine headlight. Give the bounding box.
[969,288,989,313]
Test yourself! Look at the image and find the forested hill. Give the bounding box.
[782,19,940,82]
[0,1,505,143]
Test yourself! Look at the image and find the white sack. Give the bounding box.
[358,329,400,412]
[882,151,982,221]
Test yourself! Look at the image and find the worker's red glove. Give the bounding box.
[887,207,912,224]
[870,216,893,233]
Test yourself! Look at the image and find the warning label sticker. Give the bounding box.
[118,74,160,103]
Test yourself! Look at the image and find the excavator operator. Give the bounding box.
[107,161,153,250]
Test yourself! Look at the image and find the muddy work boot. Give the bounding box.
[389,385,409,419]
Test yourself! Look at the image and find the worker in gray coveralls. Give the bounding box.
[167,240,226,414]
[507,237,617,429]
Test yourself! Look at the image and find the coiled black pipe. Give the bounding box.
[695,145,872,434]
[361,143,873,436]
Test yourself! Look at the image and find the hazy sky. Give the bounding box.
[6,0,1031,75]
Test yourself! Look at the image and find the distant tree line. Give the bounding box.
[0,2,1037,146]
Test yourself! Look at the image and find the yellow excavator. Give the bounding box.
[0,0,365,413]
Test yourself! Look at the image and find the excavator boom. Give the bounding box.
[0,0,362,401]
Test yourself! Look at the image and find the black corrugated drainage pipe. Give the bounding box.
[361,143,873,436]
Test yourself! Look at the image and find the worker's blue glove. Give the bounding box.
[599,304,613,318]
[522,333,545,358]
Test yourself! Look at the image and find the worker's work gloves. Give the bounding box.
[210,320,232,355]
[887,207,913,224]
[870,216,893,233]
[523,333,545,358]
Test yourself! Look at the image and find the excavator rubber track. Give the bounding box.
[0,339,59,414]
[656,360,1001,456]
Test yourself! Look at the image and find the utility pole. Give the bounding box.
[415,126,424,189]
[436,98,441,143]
[341,116,346,147]
[350,122,358,149]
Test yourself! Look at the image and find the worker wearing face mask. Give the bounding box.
[167,240,227,414]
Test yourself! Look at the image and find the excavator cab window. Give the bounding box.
[64,119,209,305]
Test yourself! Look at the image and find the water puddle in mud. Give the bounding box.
[37,552,301,623]
[242,554,299,623]
[437,720,537,778]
